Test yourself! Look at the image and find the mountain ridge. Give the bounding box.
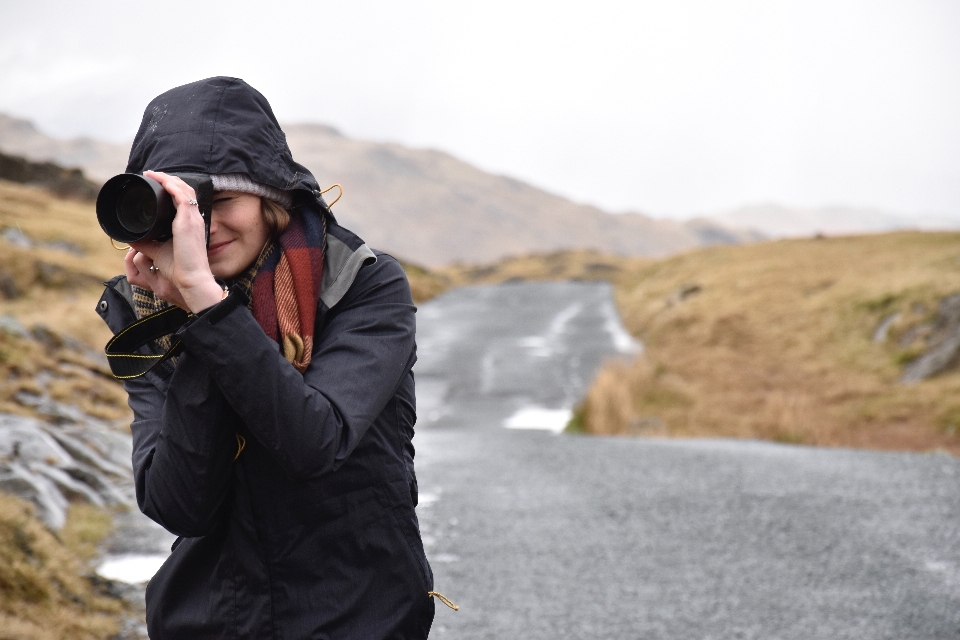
[1,113,752,265]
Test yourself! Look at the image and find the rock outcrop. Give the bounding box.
[0,412,133,530]
[0,315,135,529]
[901,294,960,383]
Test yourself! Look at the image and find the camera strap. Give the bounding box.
[104,305,190,379]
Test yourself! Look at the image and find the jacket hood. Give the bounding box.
[126,77,321,203]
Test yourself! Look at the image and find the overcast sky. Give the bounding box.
[1,0,958,219]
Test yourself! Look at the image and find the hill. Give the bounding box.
[0,114,756,266]
[0,115,127,185]
[281,123,758,265]
[568,232,960,454]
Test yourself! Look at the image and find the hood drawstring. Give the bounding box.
[428,591,460,611]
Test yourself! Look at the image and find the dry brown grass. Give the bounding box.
[0,180,124,348]
[439,249,647,287]
[399,260,452,304]
[573,232,960,453]
[0,494,121,640]
[399,235,960,453]
[0,328,129,424]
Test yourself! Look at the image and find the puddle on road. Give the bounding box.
[97,553,168,584]
[504,406,572,433]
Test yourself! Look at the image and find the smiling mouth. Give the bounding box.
[207,240,233,256]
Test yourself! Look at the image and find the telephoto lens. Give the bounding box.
[96,173,213,244]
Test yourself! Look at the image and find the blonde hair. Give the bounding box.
[261,197,291,238]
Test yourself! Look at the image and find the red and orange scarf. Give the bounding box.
[248,211,326,372]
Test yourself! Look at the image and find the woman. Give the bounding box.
[96,77,436,639]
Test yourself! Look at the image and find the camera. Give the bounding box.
[96,173,213,244]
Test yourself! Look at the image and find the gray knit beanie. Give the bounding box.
[211,173,294,208]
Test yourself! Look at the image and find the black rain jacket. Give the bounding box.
[97,77,434,639]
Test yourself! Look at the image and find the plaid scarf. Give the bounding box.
[132,210,326,373]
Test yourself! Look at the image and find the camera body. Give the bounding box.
[96,173,214,245]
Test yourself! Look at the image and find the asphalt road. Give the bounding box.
[412,281,960,640]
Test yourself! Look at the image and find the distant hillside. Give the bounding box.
[714,202,960,238]
[0,114,756,266]
[0,114,127,184]
[0,151,99,201]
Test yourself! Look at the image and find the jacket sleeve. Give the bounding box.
[124,357,237,537]
[175,254,417,482]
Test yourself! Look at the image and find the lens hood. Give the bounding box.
[96,173,173,243]
[96,173,213,244]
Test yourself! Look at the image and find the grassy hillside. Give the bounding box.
[0,181,122,346]
[0,494,121,640]
[572,232,960,454]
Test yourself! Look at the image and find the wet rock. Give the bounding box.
[33,464,105,506]
[30,323,62,349]
[45,428,131,480]
[0,461,69,529]
[873,312,901,343]
[0,414,73,464]
[15,390,87,423]
[902,293,960,383]
[2,227,32,248]
[0,269,19,299]
[0,314,29,337]
[670,283,702,304]
[0,413,133,529]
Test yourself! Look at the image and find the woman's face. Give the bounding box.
[207,191,270,280]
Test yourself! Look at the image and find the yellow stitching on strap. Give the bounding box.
[105,305,186,349]
[105,336,183,379]
[106,354,163,359]
[428,592,459,611]
[234,434,246,460]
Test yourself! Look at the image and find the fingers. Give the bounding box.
[144,170,199,209]
[131,250,160,289]
[127,248,187,307]
[124,248,147,288]
[143,170,206,245]
[128,240,156,259]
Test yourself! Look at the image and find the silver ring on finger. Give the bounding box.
[187,198,198,206]
[149,265,159,274]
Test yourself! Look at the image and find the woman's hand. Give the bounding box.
[125,247,190,310]
[126,171,224,313]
